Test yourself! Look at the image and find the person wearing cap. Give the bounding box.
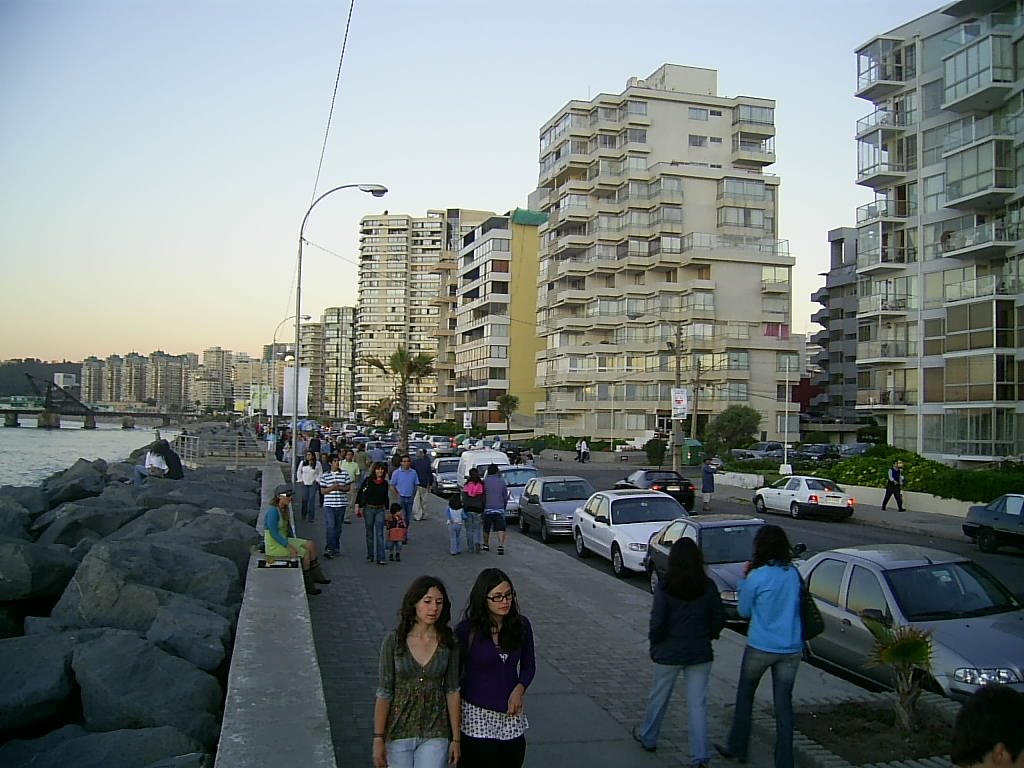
[264,484,332,595]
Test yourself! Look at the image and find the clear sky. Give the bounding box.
[0,0,940,361]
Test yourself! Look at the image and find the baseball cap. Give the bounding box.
[274,484,294,498]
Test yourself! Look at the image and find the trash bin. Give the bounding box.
[682,438,704,466]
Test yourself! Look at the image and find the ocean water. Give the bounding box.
[0,417,178,487]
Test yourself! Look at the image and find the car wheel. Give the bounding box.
[574,529,589,558]
[611,545,626,578]
[540,520,551,544]
[976,528,999,554]
[790,502,802,519]
[754,496,768,514]
[648,567,659,594]
[519,514,530,535]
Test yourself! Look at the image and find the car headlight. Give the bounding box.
[720,590,738,602]
[954,668,1021,685]
[628,542,647,552]
[548,514,561,521]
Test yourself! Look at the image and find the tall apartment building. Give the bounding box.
[452,210,547,431]
[322,306,357,420]
[120,352,147,403]
[355,209,493,420]
[145,351,186,410]
[103,355,123,402]
[810,228,862,421]
[298,321,324,416]
[195,347,233,411]
[852,2,1023,461]
[534,64,801,441]
[81,356,105,402]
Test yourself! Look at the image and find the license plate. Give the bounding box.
[824,496,843,505]
[667,485,680,491]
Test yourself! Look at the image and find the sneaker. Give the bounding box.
[497,546,505,555]
[377,560,386,565]
[366,557,374,563]
[631,727,655,753]
[388,553,394,561]
[324,550,334,559]
[395,552,401,562]
[482,544,490,552]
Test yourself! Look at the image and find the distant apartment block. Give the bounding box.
[82,352,195,410]
[194,347,234,411]
[533,63,801,442]
[852,2,1024,461]
[322,306,356,420]
[81,356,105,402]
[355,209,493,421]
[298,321,324,416]
[121,352,147,403]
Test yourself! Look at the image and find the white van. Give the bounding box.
[457,449,511,489]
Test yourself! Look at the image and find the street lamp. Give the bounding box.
[292,183,388,481]
[270,314,310,439]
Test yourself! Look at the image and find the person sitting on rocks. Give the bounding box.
[132,442,169,486]
[153,439,184,480]
[263,484,331,595]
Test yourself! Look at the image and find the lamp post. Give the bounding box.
[292,183,388,483]
[271,314,310,440]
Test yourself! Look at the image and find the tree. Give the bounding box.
[865,621,934,732]
[644,438,667,468]
[704,405,762,454]
[367,397,395,427]
[496,394,520,439]
[364,346,434,453]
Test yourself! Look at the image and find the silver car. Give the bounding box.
[518,476,596,543]
[499,466,541,522]
[799,544,1024,700]
[431,457,461,497]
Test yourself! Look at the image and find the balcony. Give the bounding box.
[942,34,1015,113]
[945,274,1020,303]
[761,279,790,293]
[944,170,1014,210]
[856,388,915,409]
[810,307,830,325]
[732,116,776,138]
[855,199,916,225]
[681,232,790,257]
[811,286,829,303]
[938,222,1019,260]
[855,108,910,140]
[731,136,776,167]
[858,293,914,316]
[943,115,1014,156]
[856,245,914,274]
[856,341,916,365]
[856,161,908,188]
[855,37,909,101]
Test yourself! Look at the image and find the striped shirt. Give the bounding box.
[319,469,352,507]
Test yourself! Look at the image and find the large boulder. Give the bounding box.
[146,600,233,671]
[0,496,31,539]
[0,634,76,740]
[42,458,108,507]
[73,634,222,747]
[148,514,258,574]
[187,466,260,491]
[0,537,78,601]
[137,483,257,514]
[0,484,48,519]
[105,504,203,541]
[36,502,145,547]
[0,605,22,638]
[207,506,259,527]
[31,495,131,537]
[143,754,214,768]
[106,461,135,484]
[0,725,204,768]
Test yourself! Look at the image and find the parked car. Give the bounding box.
[752,475,855,521]
[431,457,461,497]
[838,442,873,457]
[798,545,1024,700]
[407,440,434,456]
[499,465,541,522]
[572,490,689,578]
[519,476,596,543]
[428,436,455,457]
[747,441,784,459]
[644,514,768,623]
[798,444,842,462]
[962,493,1024,553]
[614,470,696,512]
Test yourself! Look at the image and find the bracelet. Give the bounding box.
[451,739,460,743]
[373,733,385,739]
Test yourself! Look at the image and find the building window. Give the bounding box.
[710,136,722,143]
[689,134,708,147]
[710,109,723,116]
[627,100,648,115]
[689,107,709,120]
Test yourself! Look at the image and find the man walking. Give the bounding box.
[390,455,419,540]
[881,460,906,512]
[340,449,362,524]
[319,455,351,558]
[701,456,716,512]
[411,449,434,521]
[368,442,387,464]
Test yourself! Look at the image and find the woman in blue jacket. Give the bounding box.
[717,524,802,768]
[633,538,725,764]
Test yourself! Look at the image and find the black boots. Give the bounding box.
[303,569,321,595]
[310,558,331,584]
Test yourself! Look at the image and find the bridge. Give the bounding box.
[0,374,173,429]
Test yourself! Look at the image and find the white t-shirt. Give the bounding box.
[144,451,168,472]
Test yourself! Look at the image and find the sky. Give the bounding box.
[0,0,941,361]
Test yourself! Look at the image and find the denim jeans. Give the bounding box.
[726,647,801,768]
[399,495,414,537]
[448,523,463,554]
[386,736,449,768]
[363,505,386,562]
[463,511,483,551]
[638,660,712,763]
[324,505,344,554]
[301,483,319,522]
[387,539,403,557]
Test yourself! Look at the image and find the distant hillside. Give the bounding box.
[0,360,82,396]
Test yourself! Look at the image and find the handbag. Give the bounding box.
[799,578,824,641]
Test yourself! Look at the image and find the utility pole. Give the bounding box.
[672,323,682,472]
[691,359,702,441]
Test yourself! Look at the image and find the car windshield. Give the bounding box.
[542,479,595,502]
[437,460,459,473]
[646,471,684,483]
[701,525,762,564]
[806,478,844,492]
[611,497,684,525]
[885,561,1021,621]
[501,468,539,487]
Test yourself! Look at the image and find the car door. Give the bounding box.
[588,496,616,559]
[650,520,687,578]
[999,495,1023,545]
[777,477,803,510]
[521,480,539,526]
[833,564,897,688]
[804,557,851,664]
[576,495,599,550]
[762,478,790,511]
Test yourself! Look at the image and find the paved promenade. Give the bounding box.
[298,488,868,768]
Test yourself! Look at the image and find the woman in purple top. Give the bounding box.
[455,568,536,768]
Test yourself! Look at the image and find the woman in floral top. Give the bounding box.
[374,575,461,768]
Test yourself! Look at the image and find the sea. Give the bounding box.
[0,417,180,487]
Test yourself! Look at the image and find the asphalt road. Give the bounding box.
[515,459,1024,597]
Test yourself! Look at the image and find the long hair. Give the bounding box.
[467,467,482,484]
[370,461,389,480]
[662,538,711,600]
[302,451,317,467]
[750,524,794,570]
[395,575,455,650]
[463,567,525,651]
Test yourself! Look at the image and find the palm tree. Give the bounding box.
[367,397,395,427]
[364,346,434,452]
[496,393,520,439]
[864,621,934,732]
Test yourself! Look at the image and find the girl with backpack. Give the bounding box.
[462,467,486,555]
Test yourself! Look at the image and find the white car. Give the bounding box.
[573,490,689,578]
[752,475,856,521]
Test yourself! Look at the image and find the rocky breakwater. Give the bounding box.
[0,450,261,768]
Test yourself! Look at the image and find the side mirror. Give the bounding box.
[860,608,890,626]
[526,494,539,504]
[594,515,610,525]
[792,543,807,556]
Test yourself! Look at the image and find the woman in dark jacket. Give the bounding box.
[633,538,725,763]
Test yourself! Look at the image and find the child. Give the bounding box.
[446,494,465,556]
[385,503,407,562]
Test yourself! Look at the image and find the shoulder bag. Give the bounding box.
[799,576,824,641]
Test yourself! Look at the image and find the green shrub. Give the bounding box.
[645,438,667,467]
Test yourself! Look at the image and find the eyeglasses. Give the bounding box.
[487,591,515,603]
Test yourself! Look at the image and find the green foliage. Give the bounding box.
[857,424,887,443]
[411,421,461,436]
[864,622,934,732]
[363,346,434,451]
[496,394,520,438]
[645,438,667,467]
[704,405,762,454]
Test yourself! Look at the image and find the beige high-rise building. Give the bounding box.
[81,356,105,402]
[355,208,493,421]
[120,352,147,404]
[145,351,187,410]
[103,355,123,402]
[322,306,356,421]
[298,321,324,416]
[534,64,801,442]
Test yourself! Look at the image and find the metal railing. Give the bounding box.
[856,108,911,135]
[856,199,916,223]
[172,434,201,469]
[856,341,917,359]
[856,388,916,406]
[858,294,915,313]
[856,245,916,269]
[944,274,1020,302]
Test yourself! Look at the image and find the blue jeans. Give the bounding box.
[363,505,386,562]
[399,495,414,538]
[727,647,801,768]
[638,661,712,763]
[463,511,483,551]
[448,523,463,554]
[386,736,449,768]
[324,505,344,554]
[301,483,319,522]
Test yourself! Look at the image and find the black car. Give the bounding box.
[614,470,695,512]
[643,514,767,623]
[962,493,1024,553]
